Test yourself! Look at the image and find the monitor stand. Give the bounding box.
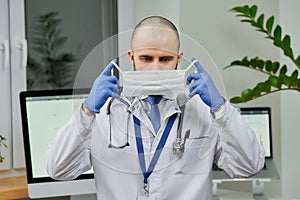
[212,179,271,200]
[70,193,97,200]
[252,179,270,200]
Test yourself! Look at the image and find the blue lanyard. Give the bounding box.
[133,114,177,186]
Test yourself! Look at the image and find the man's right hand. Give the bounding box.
[83,59,120,114]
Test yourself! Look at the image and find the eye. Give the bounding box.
[160,56,173,62]
[140,56,153,62]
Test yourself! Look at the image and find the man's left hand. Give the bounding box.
[186,57,225,113]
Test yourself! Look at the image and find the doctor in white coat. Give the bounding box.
[46,16,264,200]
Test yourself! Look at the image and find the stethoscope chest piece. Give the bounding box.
[173,129,190,157]
[173,138,185,157]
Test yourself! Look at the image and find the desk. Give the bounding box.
[0,175,68,200]
[215,189,296,200]
[0,175,28,200]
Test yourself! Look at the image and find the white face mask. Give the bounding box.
[112,61,196,104]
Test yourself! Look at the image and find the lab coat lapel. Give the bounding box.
[160,98,182,121]
[130,97,156,135]
[130,98,181,137]
[130,97,181,136]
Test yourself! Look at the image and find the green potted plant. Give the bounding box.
[0,135,7,163]
[27,11,76,90]
[225,5,300,103]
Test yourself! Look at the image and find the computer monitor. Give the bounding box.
[20,89,96,199]
[212,107,279,196]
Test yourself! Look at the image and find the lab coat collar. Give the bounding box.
[129,96,181,136]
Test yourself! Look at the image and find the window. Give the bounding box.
[0,0,118,169]
[25,0,118,90]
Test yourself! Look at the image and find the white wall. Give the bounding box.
[279,0,300,198]
[135,0,180,28]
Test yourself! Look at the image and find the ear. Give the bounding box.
[127,50,134,63]
[177,52,183,64]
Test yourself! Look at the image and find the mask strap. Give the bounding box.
[185,59,198,73]
[111,60,123,76]
[110,60,132,107]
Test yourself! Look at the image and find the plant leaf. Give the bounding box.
[225,57,283,76]
[230,96,244,104]
[265,60,273,72]
[272,62,280,74]
[243,5,251,16]
[227,4,300,103]
[249,5,258,18]
[241,19,253,23]
[269,75,278,88]
[266,16,274,33]
[252,87,261,97]
[0,135,5,141]
[279,65,287,75]
[269,75,284,89]
[256,14,264,28]
[230,6,244,13]
[255,82,265,91]
[262,80,271,92]
[241,88,253,102]
[27,11,77,90]
[282,35,294,58]
[241,88,252,96]
[226,57,250,68]
[295,55,300,66]
[290,70,299,88]
[282,35,291,48]
[274,25,282,40]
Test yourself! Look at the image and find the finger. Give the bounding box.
[105,86,120,99]
[190,79,206,95]
[104,81,119,92]
[189,87,198,98]
[186,73,201,84]
[110,91,120,99]
[191,57,207,74]
[93,75,118,91]
[102,58,118,76]
[189,80,201,92]
[105,75,119,85]
[111,58,118,65]
[189,82,205,98]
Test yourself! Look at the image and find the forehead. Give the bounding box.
[133,48,177,57]
[132,27,179,54]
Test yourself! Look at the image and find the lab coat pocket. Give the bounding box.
[174,137,212,175]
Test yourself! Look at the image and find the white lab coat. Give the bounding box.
[46,96,264,200]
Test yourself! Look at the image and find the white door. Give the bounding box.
[0,0,12,170]
[10,0,27,168]
[0,0,26,169]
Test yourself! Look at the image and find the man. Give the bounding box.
[46,16,264,200]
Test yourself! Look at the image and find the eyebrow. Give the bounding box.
[139,55,153,59]
[138,55,175,59]
[159,56,175,60]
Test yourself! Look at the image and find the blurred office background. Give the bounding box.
[0,0,299,198]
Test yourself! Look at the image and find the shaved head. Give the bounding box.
[131,16,180,52]
[128,16,183,71]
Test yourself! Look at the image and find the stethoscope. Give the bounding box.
[106,96,190,157]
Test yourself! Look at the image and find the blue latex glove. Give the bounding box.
[84,59,120,114]
[186,57,225,113]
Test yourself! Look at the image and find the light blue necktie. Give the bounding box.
[147,95,162,134]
